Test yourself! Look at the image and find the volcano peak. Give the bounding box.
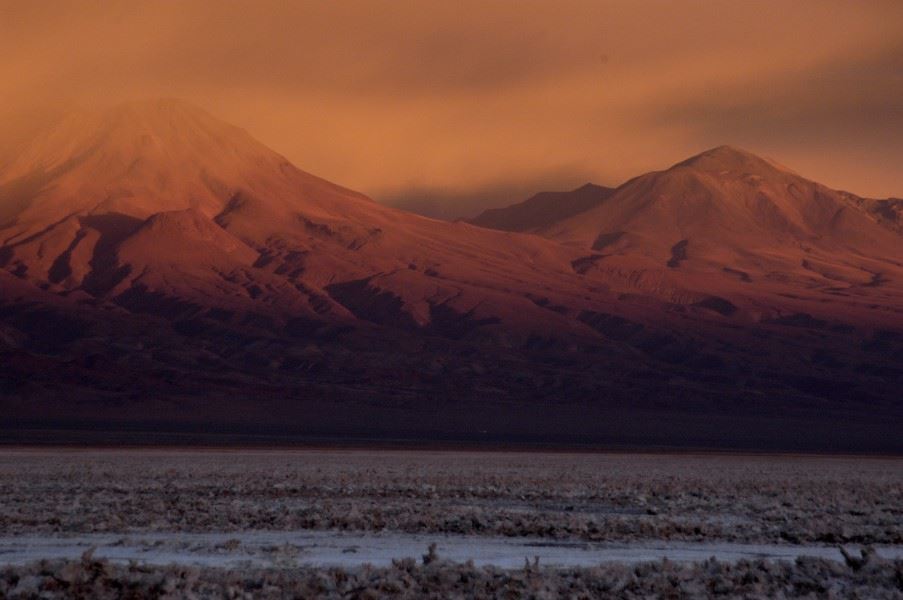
[673,145,792,176]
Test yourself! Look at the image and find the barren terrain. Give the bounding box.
[1,450,901,597]
[2,450,901,544]
[2,101,901,453]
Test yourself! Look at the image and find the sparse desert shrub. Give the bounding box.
[2,555,903,599]
[0,451,900,546]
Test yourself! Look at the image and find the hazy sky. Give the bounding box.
[2,1,902,218]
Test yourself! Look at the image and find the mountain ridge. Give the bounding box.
[470,145,902,308]
[1,99,901,450]
[468,183,616,232]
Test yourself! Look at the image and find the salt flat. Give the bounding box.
[1,449,901,597]
[1,449,900,545]
[0,449,903,546]
[1,531,902,569]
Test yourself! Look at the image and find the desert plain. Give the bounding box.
[0,449,901,598]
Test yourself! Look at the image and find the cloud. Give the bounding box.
[1,0,901,215]
[380,165,597,221]
[645,43,903,196]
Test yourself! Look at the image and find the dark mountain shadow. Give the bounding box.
[47,230,88,284]
[79,213,144,295]
[667,239,689,268]
[592,231,625,251]
[427,302,501,339]
[326,277,421,330]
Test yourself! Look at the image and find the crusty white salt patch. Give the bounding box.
[1,531,901,569]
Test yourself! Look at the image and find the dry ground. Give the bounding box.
[0,450,900,544]
[1,450,901,598]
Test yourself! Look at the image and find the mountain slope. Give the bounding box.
[1,106,901,450]
[469,183,615,232]
[0,99,600,339]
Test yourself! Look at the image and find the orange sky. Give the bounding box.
[1,1,902,217]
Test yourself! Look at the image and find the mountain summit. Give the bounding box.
[672,145,794,175]
[0,99,373,242]
[542,144,898,250]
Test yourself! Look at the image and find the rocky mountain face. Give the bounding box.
[1,102,901,451]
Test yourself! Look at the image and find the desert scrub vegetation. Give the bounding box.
[1,547,902,599]
[0,450,900,545]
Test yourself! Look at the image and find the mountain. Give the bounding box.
[2,105,901,451]
[0,99,595,336]
[475,146,903,326]
[469,183,615,232]
[542,146,900,258]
